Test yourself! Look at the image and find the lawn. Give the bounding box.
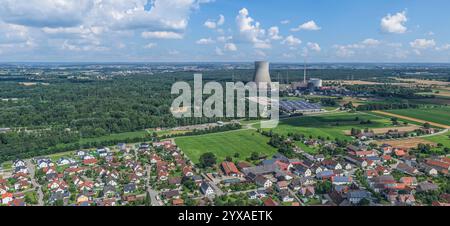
[1,161,12,170]
[262,112,393,141]
[386,107,450,126]
[175,129,277,164]
[296,142,319,155]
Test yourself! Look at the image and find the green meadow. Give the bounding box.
[386,107,450,126]
[175,129,277,164]
[262,112,394,141]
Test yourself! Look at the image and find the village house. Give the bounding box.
[182,166,194,177]
[275,181,289,191]
[36,158,53,169]
[331,176,352,185]
[279,190,294,202]
[292,164,312,177]
[298,186,315,197]
[200,182,215,196]
[347,190,371,205]
[76,150,86,157]
[396,163,419,175]
[399,177,418,187]
[163,190,180,200]
[254,175,273,188]
[13,159,26,168]
[417,181,439,192]
[321,160,342,171]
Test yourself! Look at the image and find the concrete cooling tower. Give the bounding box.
[253,61,272,84]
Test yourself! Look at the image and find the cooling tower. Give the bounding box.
[253,61,272,84]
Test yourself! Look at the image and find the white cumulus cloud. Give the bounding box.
[141,31,183,39]
[381,11,408,34]
[291,20,321,31]
[268,26,283,40]
[235,8,270,49]
[307,42,321,52]
[282,35,301,46]
[362,38,381,46]
[224,43,237,51]
[410,39,436,49]
[196,38,215,45]
[204,14,225,29]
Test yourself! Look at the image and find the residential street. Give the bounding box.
[145,165,161,206]
[25,159,44,206]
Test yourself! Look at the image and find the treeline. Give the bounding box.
[0,129,79,162]
[0,128,153,162]
[345,84,433,99]
[159,123,242,139]
[356,103,419,111]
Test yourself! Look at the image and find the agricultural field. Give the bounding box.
[424,131,450,147]
[417,89,450,98]
[175,129,277,164]
[375,138,436,149]
[262,112,396,141]
[384,107,450,127]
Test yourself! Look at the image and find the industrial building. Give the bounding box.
[279,100,322,113]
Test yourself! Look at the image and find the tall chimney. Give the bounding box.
[303,59,307,84]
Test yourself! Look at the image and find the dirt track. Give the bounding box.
[372,111,450,129]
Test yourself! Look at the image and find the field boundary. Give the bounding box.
[372,111,450,129]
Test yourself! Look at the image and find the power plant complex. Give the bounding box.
[251,61,323,113]
[252,60,322,90]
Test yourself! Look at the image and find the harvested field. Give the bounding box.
[394,78,450,86]
[375,138,436,149]
[337,80,384,85]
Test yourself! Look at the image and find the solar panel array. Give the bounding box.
[279,100,321,112]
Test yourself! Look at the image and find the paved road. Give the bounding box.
[202,173,224,196]
[145,165,161,206]
[25,159,44,206]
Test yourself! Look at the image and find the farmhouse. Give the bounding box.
[221,161,242,177]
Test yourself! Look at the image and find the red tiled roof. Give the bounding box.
[83,158,98,165]
[426,159,450,169]
[172,199,184,206]
[221,161,240,175]
[2,192,13,199]
[395,149,406,156]
[263,198,278,206]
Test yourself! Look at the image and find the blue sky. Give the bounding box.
[0,0,449,62]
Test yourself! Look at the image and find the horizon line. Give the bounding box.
[1,61,450,65]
